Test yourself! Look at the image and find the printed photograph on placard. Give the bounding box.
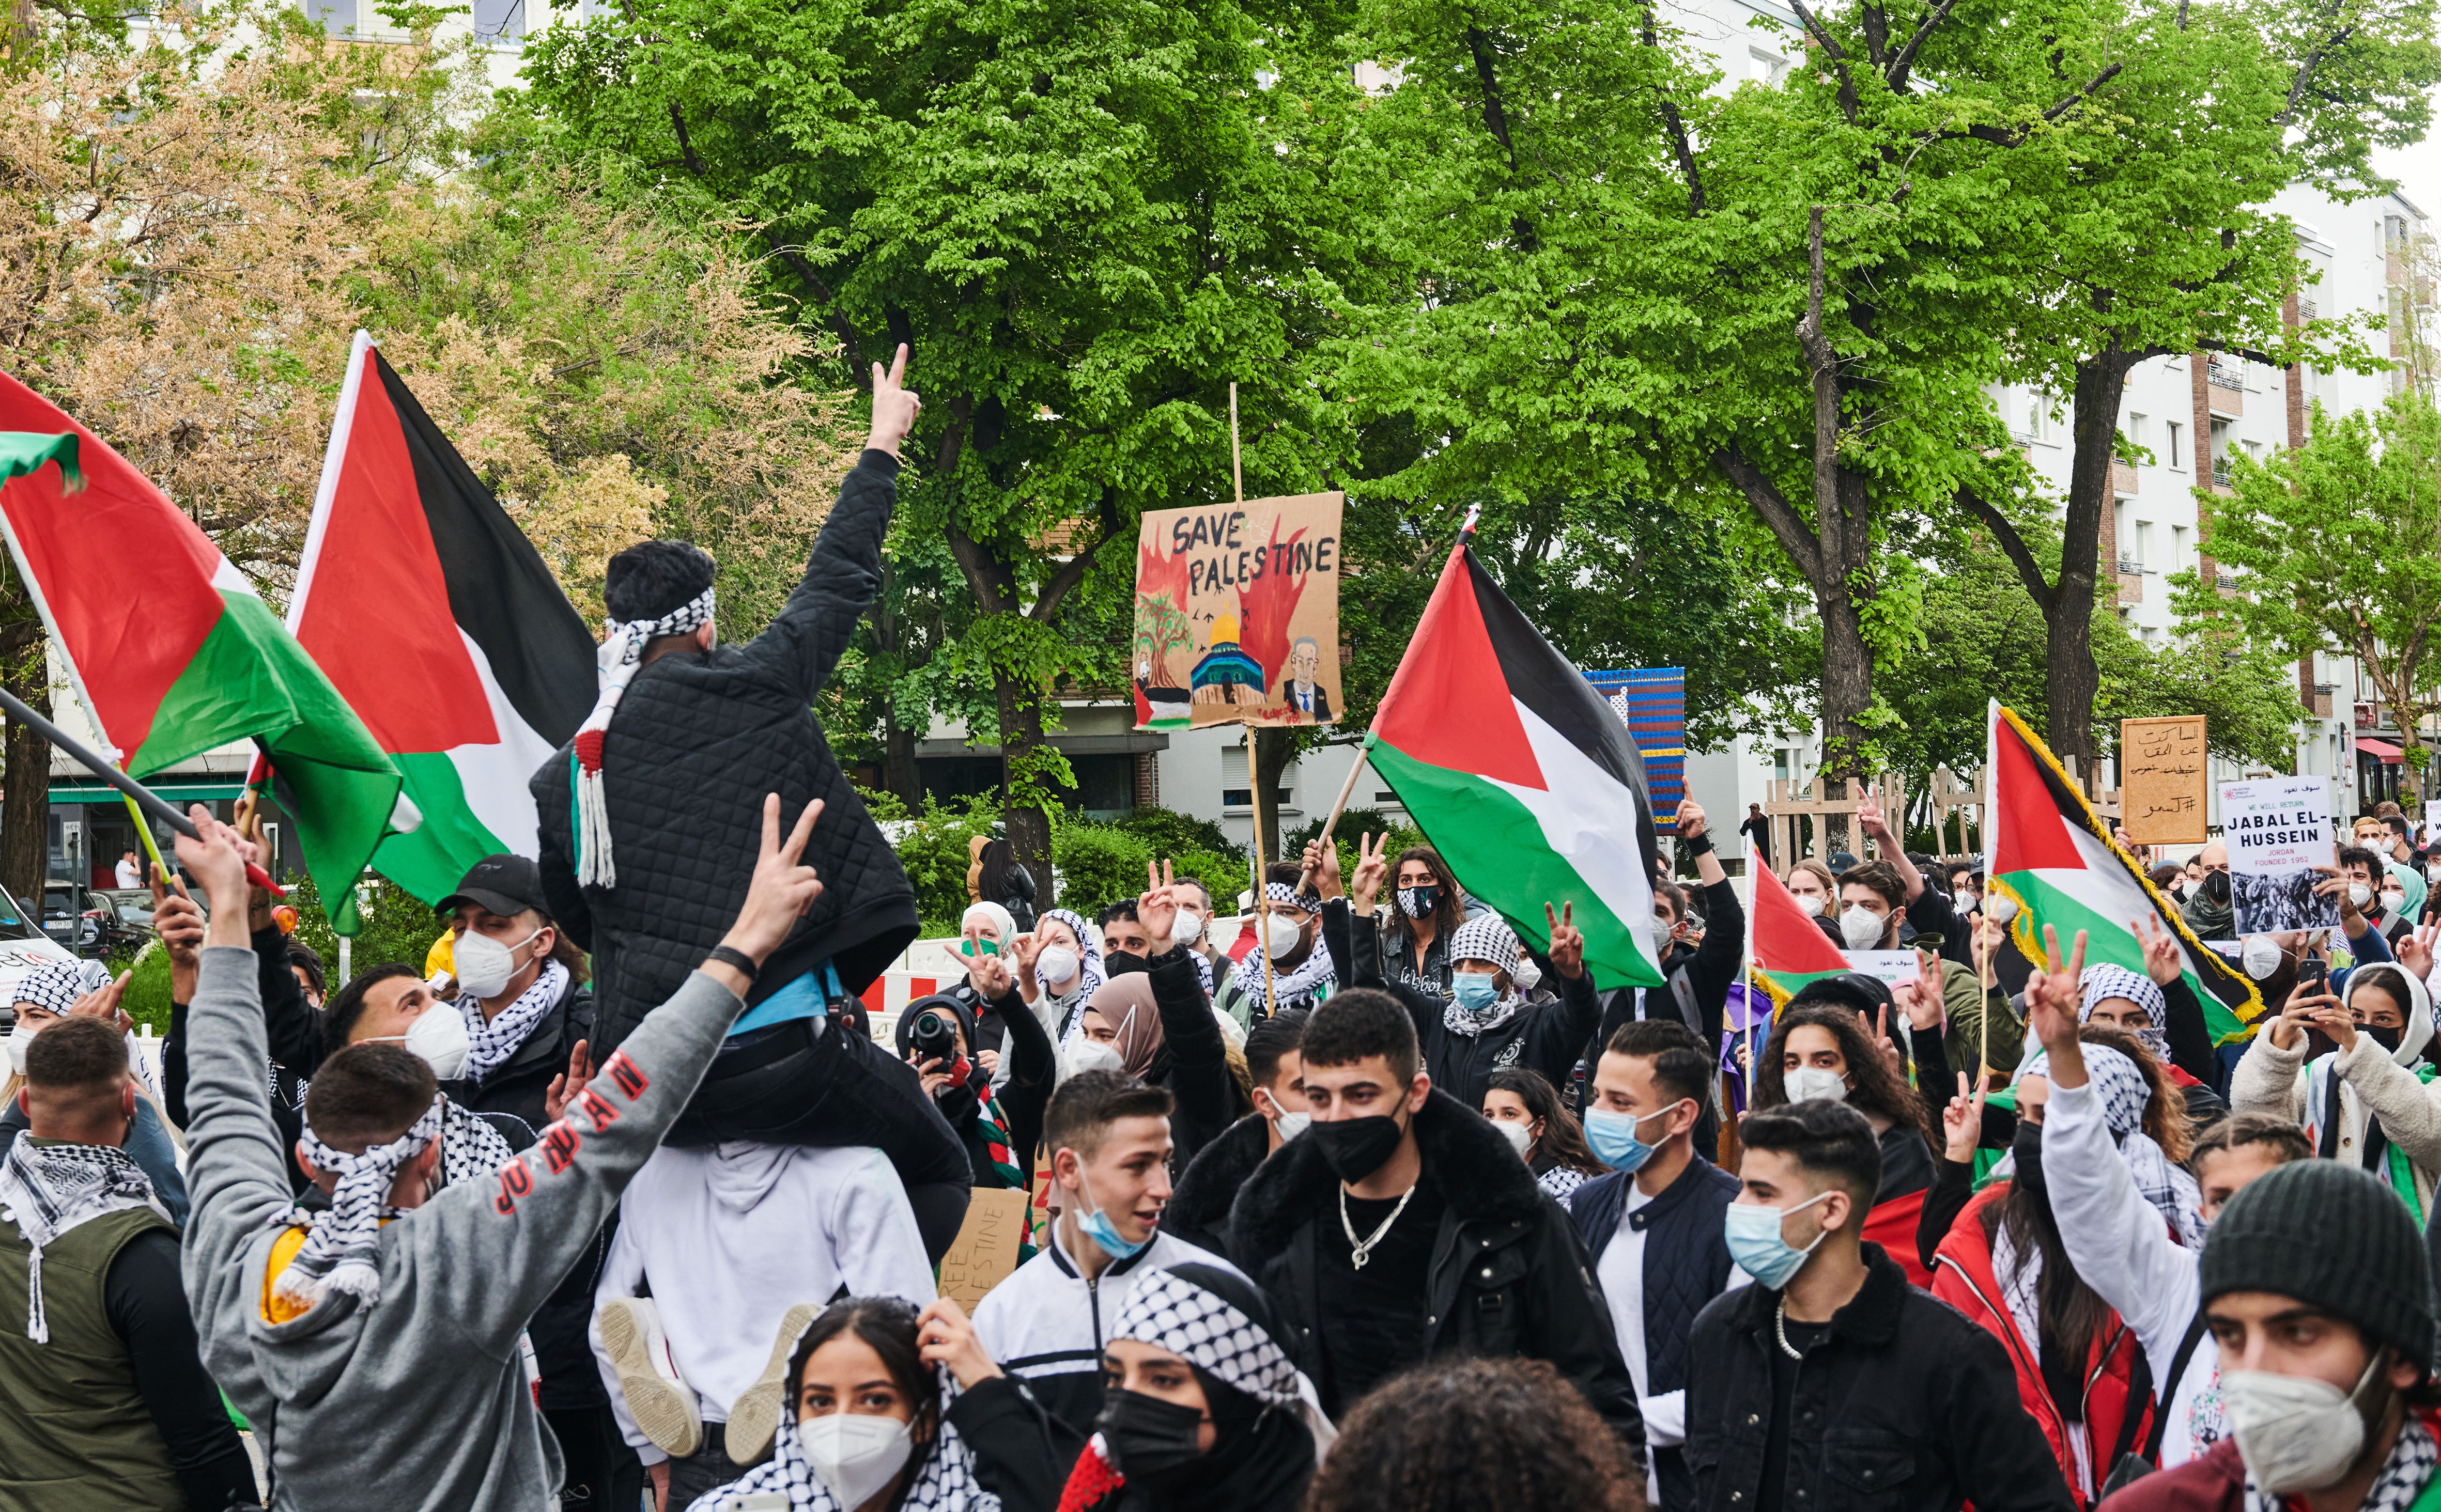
[1131,493,1344,730]
[2218,775,2339,935]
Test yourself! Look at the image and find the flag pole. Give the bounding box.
[1981,699,1999,1081]
[1742,852,1757,1119]
[1252,734,1276,1013]
[0,683,282,894]
[1230,383,1244,507]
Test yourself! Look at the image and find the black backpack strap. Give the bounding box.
[2109,1336,2155,1469]
[2144,1311,2212,1463]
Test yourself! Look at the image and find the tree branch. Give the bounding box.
[1464,28,1519,171]
[2042,60,2124,121]
[1713,446,1824,582]
[1789,0,1861,122]
[1955,484,2059,612]
[1884,0,1960,91]
[2279,0,2353,127]
[666,104,705,177]
[1029,490,1127,623]
[1641,5,1706,213]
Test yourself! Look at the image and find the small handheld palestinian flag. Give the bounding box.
[1749,861,1853,1006]
[1987,701,2265,1044]
[288,332,597,903]
[1365,535,1664,988]
[0,377,404,934]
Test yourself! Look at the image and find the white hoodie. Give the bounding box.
[2231,961,2441,1209]
[591,1141,935,1462]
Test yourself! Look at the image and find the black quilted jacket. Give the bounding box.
[532,450,919,1055]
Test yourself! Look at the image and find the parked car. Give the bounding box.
[93,885,198,948]
[0,880,85,1029]
[42,881,148,957]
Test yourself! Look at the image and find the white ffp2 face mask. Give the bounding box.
[1783,1067,1849,1105]
[1263,914,1303,956]
[1037,944,1082,989]
[1839,908,1887,949]
[5,1020,33,1075]
[1171,908,1204,946]
[798,1412,916,1511]
[452,927,541,1001]
[1793,893,1826,919]
[388,1005,471,1081]
[2241,936,2285,981]
[2223,1355,2383,1494]
[1064,1040,1125,1079]
[1495,1119,1533,1158]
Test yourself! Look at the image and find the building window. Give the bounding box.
[2128,413,2149,458]
[305,0,356,29]
[1221,746,1293,810]
[472,0,523,40]
[2167,421,2184,469]
[1750,49,1787,83]
[2210,418,2232,486]
[2173,523,2190,572]
[2135,519,2153,571]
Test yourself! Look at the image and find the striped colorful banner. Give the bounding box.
[1587,667,1685,832]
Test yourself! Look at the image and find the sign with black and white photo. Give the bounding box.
[2218,776,2338,935]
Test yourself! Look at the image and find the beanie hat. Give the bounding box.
[2200,1160,2434,1372]
[1448,915,1521,972]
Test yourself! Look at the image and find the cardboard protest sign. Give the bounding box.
[936,1186,1031,1311]
[2121,717,2207,845]
[2219,776,2338,935]
[1132,493,1343,730]
[1842,950,1922,989]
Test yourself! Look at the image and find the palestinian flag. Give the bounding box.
[1749,861,1852,1006]
[1366,538,1664,988]
[288,332,597,903]
[0,378,402,932]
[1987,702,2265,1044]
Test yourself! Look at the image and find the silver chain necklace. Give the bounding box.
[1339,1182,1416,1271]
[1775,1297,1808,1360]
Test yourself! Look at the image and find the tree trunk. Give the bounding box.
[992,668,1057,907]
[1,664,47,907]
[1251,725,1294,877]
[2044,351,2134,774]
[883,713,921,807]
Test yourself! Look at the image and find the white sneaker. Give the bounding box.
[724,1302,822,1467]
[597,1298,702,1459]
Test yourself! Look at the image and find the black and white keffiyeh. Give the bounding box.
[1241,886,1334,1015]
[572,586,717,889]
[439,1101,519,1186]
[457,958,567,1085]
[0,1136,164,1342]
[1111,1266,1336,1454]
[273,1094,446,1310]
[687,1367,999,1512]
[2079,964,2173,1063]
[1044,907,1110,1053]
[2018,1044,2203,1246]
[1443,916,1527,1037]
[11,958,111,1015]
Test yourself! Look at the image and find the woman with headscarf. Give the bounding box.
[1925,1037,2170,1509]
[2382,860,2427,945]
[686,1294,1075,1512]
[2230,945,2441,1214]
[896,987,1053,1191]
[1058,1263,1333,1512]
[2073,933,2225,1125]
[1019,908,1105,1052]
[1065,868,1244,1171]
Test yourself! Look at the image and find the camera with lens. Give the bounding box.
[910,1007,960,1067]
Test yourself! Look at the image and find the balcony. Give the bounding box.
[2111,460,2139,494]
[2211,457,2233,489]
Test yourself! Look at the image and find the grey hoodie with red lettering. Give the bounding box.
[179,944,744,1511]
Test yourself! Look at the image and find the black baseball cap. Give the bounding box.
[437,854,549,919]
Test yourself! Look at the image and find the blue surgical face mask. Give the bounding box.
[1724,1190,1834,1290]
[1584,1103,1681,1173]
[1072,1169,1149,1262]
[1451,974,1501,1014]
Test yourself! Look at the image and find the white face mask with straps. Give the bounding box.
[453,927,542,1001]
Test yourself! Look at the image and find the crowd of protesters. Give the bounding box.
[12,344,2441,1512]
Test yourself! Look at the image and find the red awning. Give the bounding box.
[2360,736,2403,765]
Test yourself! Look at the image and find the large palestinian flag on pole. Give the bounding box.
[1749,860,1853,1006]
[288,332,597,903]
[0,378,403,932]
[1365,537,1665,988]
[1987,701,2264,1044]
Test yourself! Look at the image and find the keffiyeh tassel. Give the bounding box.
[0,1136,162,1343]
[573,586,716,889]
[274,1095,446,1310]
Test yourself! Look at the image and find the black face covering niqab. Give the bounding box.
[1106,1364,1314,1512]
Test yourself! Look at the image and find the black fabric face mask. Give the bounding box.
[2010,1119,2046,1197]
[2370,1023,2406,1052]
[1309,1110,1407,1183]
[1105,950,1150,978]
[2203,870,2233,906]
[1097,1387,1209,1478]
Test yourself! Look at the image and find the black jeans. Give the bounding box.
[666,1014,974,1261]
[663,1422,740,1510]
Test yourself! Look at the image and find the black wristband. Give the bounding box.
[704,945,760,985]
[1681,830,1715,858]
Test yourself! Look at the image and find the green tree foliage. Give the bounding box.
[2173,395,2441,794]
[287,873,452,977]
[515,0,1386,893]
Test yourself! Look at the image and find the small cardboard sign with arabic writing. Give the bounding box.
[2121,716,2208,845]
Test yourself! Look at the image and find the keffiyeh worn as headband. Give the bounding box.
[1263,882,1319,914]
[272,1095,447,1311]
[571,586,716,889]
[11,958,112,1015]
